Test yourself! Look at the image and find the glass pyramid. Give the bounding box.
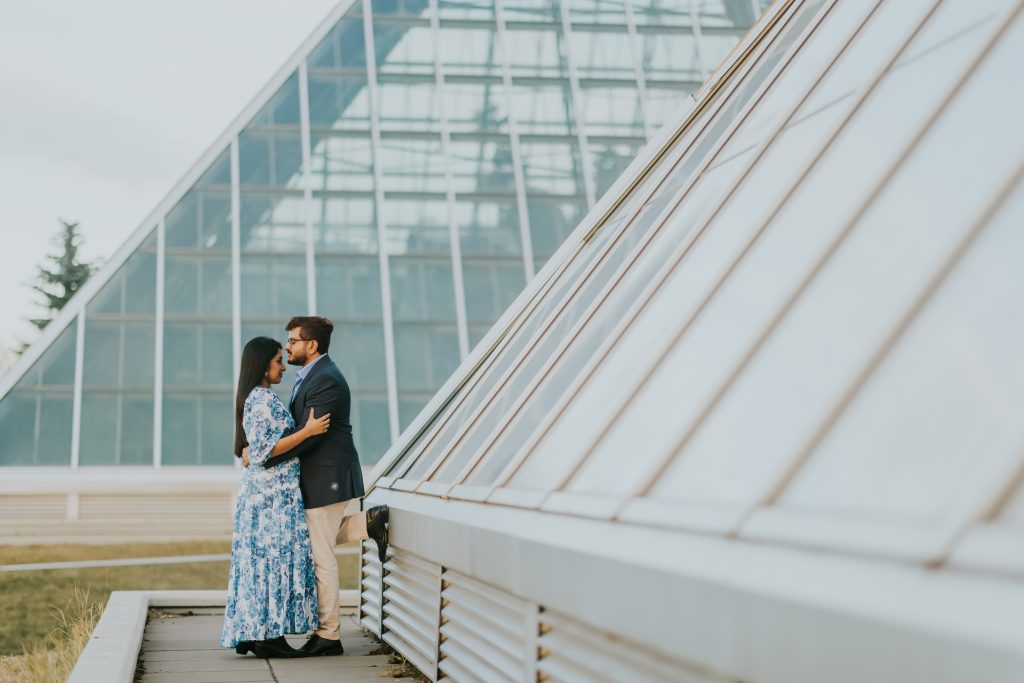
[0,0,765,468]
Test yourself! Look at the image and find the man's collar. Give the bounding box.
[295,353,326,382]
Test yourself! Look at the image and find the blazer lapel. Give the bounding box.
[290,354,331,415]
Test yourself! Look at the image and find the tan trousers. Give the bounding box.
[305,499,367,640]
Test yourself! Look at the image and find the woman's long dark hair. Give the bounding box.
[234,336,282,458]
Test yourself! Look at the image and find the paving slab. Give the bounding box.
[135,608,404,683]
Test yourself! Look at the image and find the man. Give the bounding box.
[259,315,389,657]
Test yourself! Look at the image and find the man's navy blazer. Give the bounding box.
[264,354,365,509]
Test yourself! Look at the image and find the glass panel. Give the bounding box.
[506,28,567,78]
[527,196,586,260]
[249,71,301,126]
[308,18,368,70]
[509,83,574,134]
[238,130,304,189]
[36,395,74,466]
[579,85,645,137]
[384,197,451,255]
[379,137,447,193]
[163,393,233,466]
[393,324,461,396]
[570,28,635,79]
[590,141,642,196]
[639,30,703,82]
[79,394,153,466]
[700,0,761,29]
[165,188,232,250]
[437,0,494,21]
[463,259,526,325]
[240,255,308,318]
[377,78,440,131]
[165,255,232,317]
[330,322,389,392]
[568,0,626,24]
[449,137,517,193]
[239,191,306,252]
[521,140,584,194]
[310,134,374,192]
[502,0,560,22]
[631,0,699,26]
[455,196,522,256]
[83,321,155,389]
[308,73,371,130]
[1,320,76,465]
[316,256,383,320]
[312,195,377,253]
[0,394,37,465]
[443,82,508,133]
[399,395,430,431]
[373,18,434,75]
[390,258,457,321]
[353,395,391,463]
[88,252,157,316]
[164,323,233,389]
[645,85,690,131]
[439,27,501,76]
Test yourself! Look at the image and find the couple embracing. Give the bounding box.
[220,316,389,658]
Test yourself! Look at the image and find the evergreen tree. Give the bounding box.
[28,220,95,331]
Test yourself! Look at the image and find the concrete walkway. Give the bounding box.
[136,606,405,683]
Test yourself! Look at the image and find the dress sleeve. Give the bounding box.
[244,390,287,468]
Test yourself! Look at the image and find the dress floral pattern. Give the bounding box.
[221,386,318,647]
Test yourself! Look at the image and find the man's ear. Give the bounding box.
[307,339,319,356]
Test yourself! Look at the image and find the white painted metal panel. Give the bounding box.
[382,547,442,681]
[438,569,536,683]
[537,609,725,683]
[360,540,383,636]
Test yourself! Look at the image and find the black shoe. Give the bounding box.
[366,504,389,563]
[300,633,344,656]
[235,641,255,655]
[252,636,302,658]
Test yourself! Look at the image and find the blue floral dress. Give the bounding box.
[220,386,318,647]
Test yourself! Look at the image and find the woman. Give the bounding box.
[220,336,330,658]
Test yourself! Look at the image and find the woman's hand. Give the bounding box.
[301,407,331,436]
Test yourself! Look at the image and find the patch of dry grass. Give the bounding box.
[0,587,101,683]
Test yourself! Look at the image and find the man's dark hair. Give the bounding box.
[286,316,334,354]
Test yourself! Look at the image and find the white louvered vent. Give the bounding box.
[0,495,67,522]
[77,494,231,524]
[537,609,726,683]
[438,569,537,683]
[359,540,383,636]
[382,547,442,680]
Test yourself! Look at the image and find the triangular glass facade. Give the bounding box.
[0,0,764,468]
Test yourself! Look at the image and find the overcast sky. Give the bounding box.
[0,0,338,372]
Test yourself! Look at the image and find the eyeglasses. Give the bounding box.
[284,337,309,347]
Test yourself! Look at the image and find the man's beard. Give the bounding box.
[287,352,306,366]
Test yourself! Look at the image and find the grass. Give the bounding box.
[0,588,101,683]
[0,541,360,662]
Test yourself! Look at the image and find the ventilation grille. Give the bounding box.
[78,494,231,524]
[382,547,442,680]
[359,540,383,636]
[438,569,535,683]
[0,495,67,522]
[537,609,723,683]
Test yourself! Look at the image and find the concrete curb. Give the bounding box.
[68,589,359,683]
